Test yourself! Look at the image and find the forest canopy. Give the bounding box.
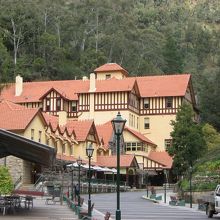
[0,0,219,130]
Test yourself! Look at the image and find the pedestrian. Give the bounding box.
[74,184,79,201]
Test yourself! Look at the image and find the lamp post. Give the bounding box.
[189,166,193,208]
[86,143,94,217]
[77,156,82,206]
[111,112,126,220]
[69,165,74,201]
[146,171,149,197]
[164,169,167,203]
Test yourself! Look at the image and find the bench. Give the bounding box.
[169,196,185,206]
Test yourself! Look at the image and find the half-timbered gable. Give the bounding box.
[40,88,67,115]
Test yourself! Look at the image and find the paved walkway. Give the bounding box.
[0,197,78,220]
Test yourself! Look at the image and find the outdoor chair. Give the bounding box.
[78,203,95,219]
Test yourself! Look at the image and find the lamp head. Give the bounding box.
[111,112,126,135]
[86,143,94,158]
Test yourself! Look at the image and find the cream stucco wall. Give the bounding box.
[96,71,125,80]
[74,142,98,163]
[139,114,176,151]
[23,114,46,144]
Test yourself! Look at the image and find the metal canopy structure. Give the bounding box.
[0,129,56,167]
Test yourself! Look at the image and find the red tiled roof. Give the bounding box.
[96,121,113,150]
[0,80,89,103]
[0,100,41,131]
[0,66,191,103]
[135,74,190,97]
[95,77,136,93]
[124,127,157,146]
[66,120,94,142]
[97,154,136,168]
[42,113,94,142]
[148,151,173,169]
[94,63,128,76]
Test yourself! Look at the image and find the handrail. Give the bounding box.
[14,175,22,189]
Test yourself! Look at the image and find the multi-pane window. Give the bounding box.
[71,101,77,112]
[46,98,50,111]
[144,117,150,129]
[144,98,150,109]
[165,139,172,149]
[165,97,173,108]
[56,98,61,111]
[31,129,34,140]
[38,131,42,143]
[125,142,143,152]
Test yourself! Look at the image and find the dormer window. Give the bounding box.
[144,98,150,109]
[165,97,173,108]
[71,101,77,112]
[105,74,111,79]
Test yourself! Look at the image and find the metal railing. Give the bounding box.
[14,175,22,189]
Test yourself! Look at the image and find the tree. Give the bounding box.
[167,103,206,177]
[202,123,220,150]
[163,35,184,74]
[0,166,13,195]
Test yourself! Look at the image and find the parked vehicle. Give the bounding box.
[205,184,220,218]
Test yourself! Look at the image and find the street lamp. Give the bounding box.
[164,169,167,203]
[111,112,126,220]
[189,166,193,208]
[86,143,94,217]
[77,156,82,206]
[146,171,149,197]
[68,164,74,201]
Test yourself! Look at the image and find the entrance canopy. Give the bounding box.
[0,129,56,167]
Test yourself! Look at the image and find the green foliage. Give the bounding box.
[202,124,220,150]
[167,103,206,176]
[0,166,13,195]
[0,0,219,131]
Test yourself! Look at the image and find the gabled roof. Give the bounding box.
[148,151,173,169]
[124,127,157,146]
[42,113,97,142]
[96,121,113,150]
[0,100,45,131]
[0,65,191,103]
[94,63,128,77]
[66,120,96,142]
[0,80,89,103]
[97,154,138,168]
[135,74,191,97]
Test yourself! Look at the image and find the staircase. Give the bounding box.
[13,183,44,196]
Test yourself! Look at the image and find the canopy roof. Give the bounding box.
[0,129,56,167]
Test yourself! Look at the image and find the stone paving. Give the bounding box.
[0,197,78,220]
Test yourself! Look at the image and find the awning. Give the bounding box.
[0,129,56,167]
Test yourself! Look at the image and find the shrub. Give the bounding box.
[0,166,13,195]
